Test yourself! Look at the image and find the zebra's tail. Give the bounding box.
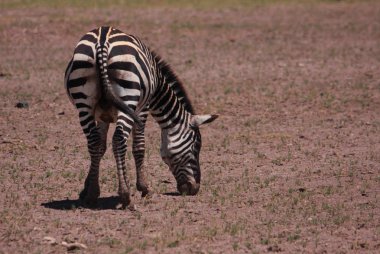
[95,42,143,128]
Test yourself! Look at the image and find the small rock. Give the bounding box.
[49,145,59,151]
[298,187,306,192]
[58,111,65,115]
[61,241,87,251]
[0,72,11,79]
[15,101,29,108]
[357,223,365,229]
[0,139,14,144]
[268,245,282,252]
[43,236,57,245]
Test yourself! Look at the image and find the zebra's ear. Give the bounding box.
[190,114,219,127]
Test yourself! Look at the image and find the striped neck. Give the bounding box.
[150,55,194,130]
[150,74,192,130]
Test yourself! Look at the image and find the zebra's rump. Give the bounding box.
[65,27,152,123]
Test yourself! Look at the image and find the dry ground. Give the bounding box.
[0,1,379,253]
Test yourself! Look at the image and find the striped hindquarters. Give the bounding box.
[64,27,155,132]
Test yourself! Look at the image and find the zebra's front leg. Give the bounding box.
[132,111,151,197]
[112,121,133,209]
[80,122,109,207]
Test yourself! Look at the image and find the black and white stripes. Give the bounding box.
[64,26,217,208]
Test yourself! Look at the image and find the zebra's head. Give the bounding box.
[161,114,218,196]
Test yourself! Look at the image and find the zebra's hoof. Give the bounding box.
[141,190,153,198]
[178,182,200,196]
[79,186,100,208]
[79,197,98,208]
[137,182,150,196]
[138,186,151,198]
[79,188,88,200]
[119,194,131,209]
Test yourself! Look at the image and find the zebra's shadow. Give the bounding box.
[163,192,181,196]
[41,196,120,210]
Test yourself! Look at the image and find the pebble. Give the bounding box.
[15,101,29,108]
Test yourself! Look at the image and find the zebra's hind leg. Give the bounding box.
[132,110,151,197]
[80,121,109,207]
[112,115,134,209]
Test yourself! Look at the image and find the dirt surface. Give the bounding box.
[0,1,379,253]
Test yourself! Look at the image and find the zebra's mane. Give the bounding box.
[152,52,195,115]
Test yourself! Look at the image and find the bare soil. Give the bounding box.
[0,2,379,253]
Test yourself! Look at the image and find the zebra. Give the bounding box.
[64,26,218,209]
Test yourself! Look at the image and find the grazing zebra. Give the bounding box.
[64,26,218,208]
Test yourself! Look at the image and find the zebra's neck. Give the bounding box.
[150,75,192,130]
[150,55,194,131]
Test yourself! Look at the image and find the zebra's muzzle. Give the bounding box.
[177,182,200,196]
